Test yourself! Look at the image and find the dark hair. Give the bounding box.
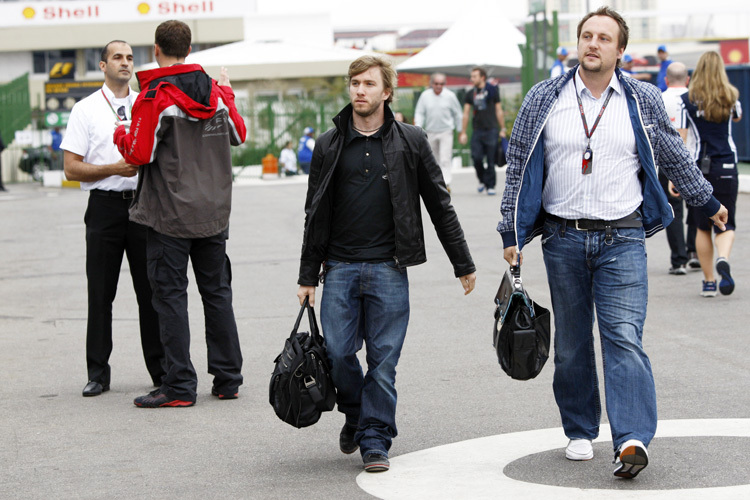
[155,20,192,58]
[471,66,487,79]
[100,40,128,63]
[576,6,629,54]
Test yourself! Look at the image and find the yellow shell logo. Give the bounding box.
[728,49,743,64]
[22,7,36,19]
[137,3,150,14]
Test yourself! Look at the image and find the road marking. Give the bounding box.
[357,418,750,499]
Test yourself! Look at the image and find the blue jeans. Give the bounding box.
[320,260,410,457]
[470,127,498,188]
[541,220,657,451]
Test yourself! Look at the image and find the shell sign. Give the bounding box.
[719,39,749,66]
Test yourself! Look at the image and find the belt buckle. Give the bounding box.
[122,190,134,200]
[575,219,586,231]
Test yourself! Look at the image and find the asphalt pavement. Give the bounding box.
[1,169,748,499]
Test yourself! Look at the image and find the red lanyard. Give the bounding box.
[573,79,614,147]
[101,90,131,121]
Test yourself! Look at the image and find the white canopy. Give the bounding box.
[140,40,371,81]
[397,2,526,78]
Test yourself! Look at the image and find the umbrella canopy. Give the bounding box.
[397,3,526,78]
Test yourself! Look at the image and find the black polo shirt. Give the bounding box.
[326,120,395,262]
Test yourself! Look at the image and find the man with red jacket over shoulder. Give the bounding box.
[114,19,247,408]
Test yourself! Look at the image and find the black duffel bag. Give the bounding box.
[493,265,551,380]
[269,297,336,428]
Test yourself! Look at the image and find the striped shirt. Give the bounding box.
[542,70,642,220]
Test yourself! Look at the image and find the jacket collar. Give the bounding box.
[136,63,206,90]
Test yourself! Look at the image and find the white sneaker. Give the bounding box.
[613,439,648,478]
[565,438,593,461]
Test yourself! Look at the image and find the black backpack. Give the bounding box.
[269,297,336,428]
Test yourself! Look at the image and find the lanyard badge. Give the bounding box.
[582,147,593,175]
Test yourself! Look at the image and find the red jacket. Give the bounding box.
[114,64,246,238]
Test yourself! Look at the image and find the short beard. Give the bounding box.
[352,103,380,118]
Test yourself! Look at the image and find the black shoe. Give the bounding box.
[82,381,109,397]
[134,388,195,408]
[211,387,238,400]
[339,424,359,454]
[363,451,390,472]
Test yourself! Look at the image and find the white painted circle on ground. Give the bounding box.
[356,418,750,499]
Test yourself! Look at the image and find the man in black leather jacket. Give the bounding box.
[297,55,476,473]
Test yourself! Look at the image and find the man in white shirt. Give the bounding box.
[280,140,298,176]
[62,40,164,397]
[660,62,695,274]
[414,73,462,189]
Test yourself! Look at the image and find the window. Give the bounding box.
[32,50,75,74]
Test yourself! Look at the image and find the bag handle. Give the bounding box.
[291,296,321,339]
[509,263,523,292]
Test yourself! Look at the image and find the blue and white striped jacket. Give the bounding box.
[498,66,720,250]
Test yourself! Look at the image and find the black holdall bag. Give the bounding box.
[269,297,336,428]
[493,264,551,381]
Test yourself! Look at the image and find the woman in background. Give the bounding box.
[682,51,742,297]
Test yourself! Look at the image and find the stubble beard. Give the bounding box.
[352,101,380,118]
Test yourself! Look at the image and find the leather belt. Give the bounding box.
[547,212,642,231]
[91,189,135,200]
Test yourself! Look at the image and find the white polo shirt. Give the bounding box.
[542,69,642,220]
[661,85,697,159]
[61,83,138,192]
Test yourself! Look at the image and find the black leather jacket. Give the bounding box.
[298,105,475,286]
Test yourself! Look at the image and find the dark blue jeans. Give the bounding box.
[470,127,498,188]
[320,260,410,457]
[541,220,657,451]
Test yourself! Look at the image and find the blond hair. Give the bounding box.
[688,51,739,123]
[348,55,397,104]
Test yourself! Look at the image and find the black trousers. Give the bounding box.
[84,191,164,386]
[470,128,498,189]
[146,228,243,402]
[665,192,688,267]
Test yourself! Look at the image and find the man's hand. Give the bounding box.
[458,131,468,145]
[113,158,139,177]
[710,204,729,231]
[297,285,316,306]
[668,180,680,198]
[218,67,231,88]
[458,273,476,295]
[503,246,523,267]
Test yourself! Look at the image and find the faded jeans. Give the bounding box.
[541,219,657,451]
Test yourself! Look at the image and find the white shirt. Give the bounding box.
[414,88,463,133]
[280,148,297,173]
[661,86,697,159]
[60,83,138,191]
[542,70,642,220]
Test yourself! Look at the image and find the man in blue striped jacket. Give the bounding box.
[498,7,728,479]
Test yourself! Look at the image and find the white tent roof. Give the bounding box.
[397,2,526,78]
[140,40,371,81]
